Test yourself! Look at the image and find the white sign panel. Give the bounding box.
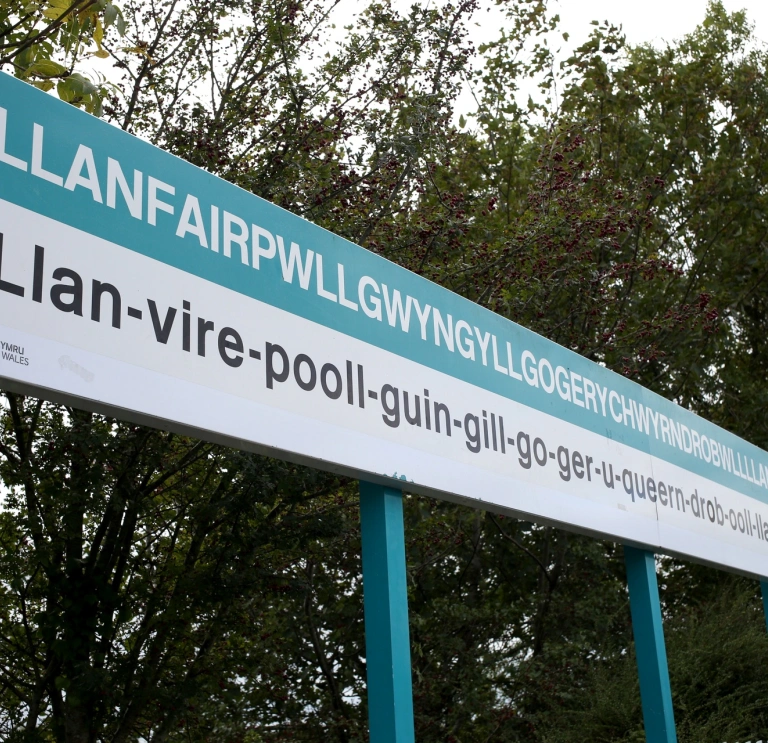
[0,73,766,578]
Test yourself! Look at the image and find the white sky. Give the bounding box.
[552,0,768,47]
[465,0,768,49]
[454,0,768,118]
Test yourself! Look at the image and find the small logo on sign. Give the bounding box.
[0,340,29,366]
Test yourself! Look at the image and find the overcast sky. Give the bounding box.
[552,0,767,47]
[463,0,768,64]
[453,0,768,117]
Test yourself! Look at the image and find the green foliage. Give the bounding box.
[0,0,126,114]
[2,1,768,742]
[537,576,768,743]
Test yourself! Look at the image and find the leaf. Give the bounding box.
[66,73,97,95]
[92,48,110,59]
[25,59,68,78]
[458,114,466,128]
[104,3,118,27]
[93,19,104,46]
[57,78,76,102]
[32,80,55,92]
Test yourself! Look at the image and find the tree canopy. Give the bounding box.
[1,1,767,742]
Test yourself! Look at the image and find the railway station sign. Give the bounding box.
[1,72,767,578]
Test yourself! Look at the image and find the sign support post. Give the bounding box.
[761,581,768,634]
[359,482,415,743]
[624,546,677,743]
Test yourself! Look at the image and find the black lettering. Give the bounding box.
[602,462,615,489]
[218,327,243,368]
[33,244,44,302]
[465,413,481,453]
[51,268,83,316]
[182,301,191,352]
[91,280,121,328]
[346,361,354,405]
[403,392,421,426]
[197,318,214,356]
[266,343,289,388]
[381,384,400,428]
[633,473,646,500]
[320,363,342,399]
[0,234,24,298]
[434,402,451,436]
[622,469,634,501]
[675,487,685,512]
[690,491,700,517]
[517,432,531,469]
[658,481,668,506]
[147,300,177,344]
[294,353,316,390]
[571,451,584,479]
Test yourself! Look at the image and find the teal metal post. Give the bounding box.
[624,546,677,743]
[359,482,415,743]
[761,580,768,633]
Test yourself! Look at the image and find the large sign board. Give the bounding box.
[0,73,767,578]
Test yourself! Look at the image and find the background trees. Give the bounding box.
[1,1,767,741]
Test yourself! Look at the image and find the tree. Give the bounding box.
[0,0,126,115]
[2,1,768,741]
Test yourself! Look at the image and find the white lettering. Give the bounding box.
[474,327,491,366]
[278,236,314,289]
[64,145,102,202]
[211,205,219,252]
[359,276,382,320]
[492,336,508,374]
[223,211,249,263]
[433,309,454,351]
[609,391,623,423]
[413,299,432,340]
[382,285,411,330]
[148,176,175,226]
[31,123,62,185]
[538,358,555,393]
[338,264,358,310]
[106,158,142,219]
[315,254,337,302]
[0,107,27,171]
[176,194,208,247]
[582,376,597,412]
[570,371,584,407]
[595,383,608,417]
[507,342,523,381]
[555,366,571,402]
[522,350,538,387]
[455,320,475,360]
[252,224,276,269]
